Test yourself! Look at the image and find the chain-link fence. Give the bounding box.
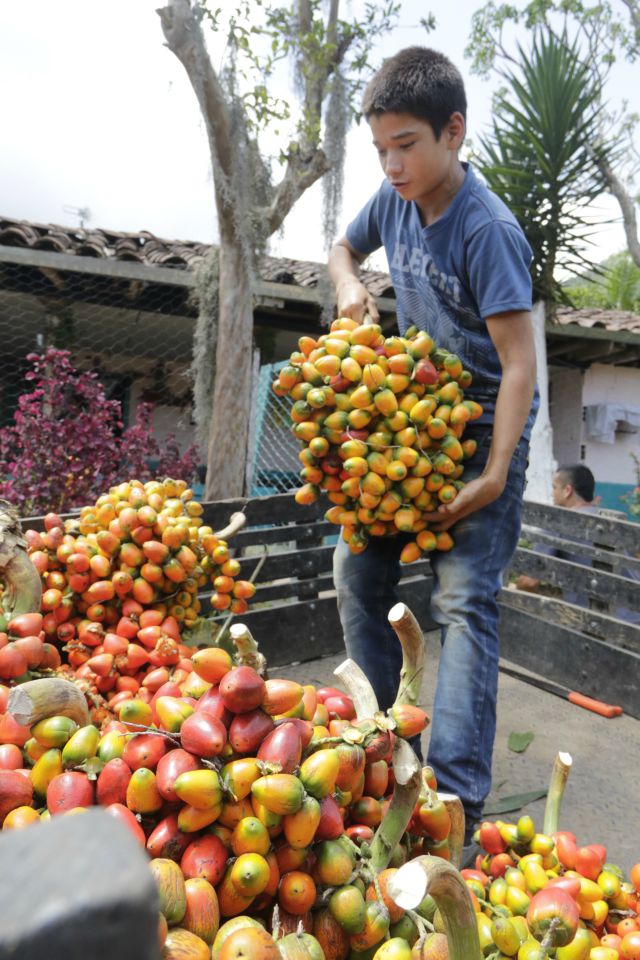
[249,361,299,495]
[0,230,303,504]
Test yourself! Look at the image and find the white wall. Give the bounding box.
[582,364,640,485]
[549,366,584,466]
[129,381,197,453]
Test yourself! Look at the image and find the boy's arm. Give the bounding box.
[425,309,537,531]
[329,237,381,324]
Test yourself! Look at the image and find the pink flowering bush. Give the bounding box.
[0,349,200,515]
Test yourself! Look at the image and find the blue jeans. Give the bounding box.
[333,427,528,827]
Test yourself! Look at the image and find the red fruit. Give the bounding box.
[363,729,390,764]
[414,358,438,384]
[479,821,507,855]
[11,635,44,670]
[116,616,139,640]
[44,512,63,531]
[181,834,228,885]
[196,686,232,727]
[273,717,314,748]
[0,744,23,770]
[0,643,28,680]
[104,802,146,846]
[7,613,44,637]
[96,758,132,807]
[229,709,275,755]
[460,869,490,887]
[574,844,605,881]
[180,712,228,760]
[345,824,375,844]
[47,771,94,814]
[219,666,266,714]
[122,733,167,772]
[489,852,515,878]
[142,667,171,692]
[554,832,578,870]
[156,749,201,803]
[0,710,31,747]
[527,887,580,948]
[0,769,33,824]
[316,686,345,704]
[546,876,581,899]
[147,814,191,860]
[40,643,61,670]
[315,794,344,840]
[323,695,356,721]
[87,653,115,678]
[257,723,303,774]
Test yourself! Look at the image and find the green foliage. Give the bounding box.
[466,1,639,78]
[201,0,399,145]
[564,251,640,310]
[474,28,615,302]
[621,453,640,517]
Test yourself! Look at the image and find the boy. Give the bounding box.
[328,47,538,849]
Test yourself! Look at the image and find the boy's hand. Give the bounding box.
[336,278,380,325]
[421,474,505,531]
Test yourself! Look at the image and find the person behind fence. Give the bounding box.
[328,46,538,854]
[516,464,640,624]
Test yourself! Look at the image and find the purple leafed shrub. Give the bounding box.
[0,348,200,514]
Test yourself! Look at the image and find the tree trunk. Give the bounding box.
[204,242,254,500]
[525,299,555,504]
[594,152,640,268]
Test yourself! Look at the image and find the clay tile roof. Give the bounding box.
[555,306,640,336]
[0,215,637,331]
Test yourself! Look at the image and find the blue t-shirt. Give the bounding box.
[346,163,539,437]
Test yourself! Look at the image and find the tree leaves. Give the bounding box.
[484,788,548,816]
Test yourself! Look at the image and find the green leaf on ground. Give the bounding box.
[508,731,534,753]
[484,789,548,816]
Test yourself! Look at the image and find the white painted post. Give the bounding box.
[525,300,556,504]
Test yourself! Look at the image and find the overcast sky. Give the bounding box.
[0,0,636,273]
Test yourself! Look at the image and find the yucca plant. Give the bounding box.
[474,27,623,307]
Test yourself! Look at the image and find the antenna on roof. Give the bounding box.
[63,205,92,228]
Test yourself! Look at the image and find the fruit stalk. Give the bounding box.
[0,500,42,623]
[543,751,572,836]
[228,623,267,676]
[388,857,482,960]
[8,677,90,727]
[334,657,379,717]
[370,736,421,871]
[438,792,465,868]
[213,510,247,541]
[388,602,425,708]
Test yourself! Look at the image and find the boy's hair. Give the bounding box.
[362,46,467,139]
[556,464,595,502]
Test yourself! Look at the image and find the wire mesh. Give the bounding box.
[0,245,303,505]
[248,361,299,496]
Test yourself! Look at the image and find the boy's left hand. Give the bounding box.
[421,474,505,531]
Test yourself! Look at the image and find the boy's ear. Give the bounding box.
[446,111,466,148]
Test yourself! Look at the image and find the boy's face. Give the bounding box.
[369,111,464,215]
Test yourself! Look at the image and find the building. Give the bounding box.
[1,216,638,512]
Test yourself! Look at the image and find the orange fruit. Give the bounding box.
[278,871,317,915]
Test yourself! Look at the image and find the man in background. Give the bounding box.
[516,464,639,623]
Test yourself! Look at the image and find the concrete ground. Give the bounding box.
[281,631,639,877]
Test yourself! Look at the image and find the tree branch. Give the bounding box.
[593,150,640,267]
[263,146,332,236]
[157,0,234,232]
[621,0,640,47]
[263,0,356,236]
